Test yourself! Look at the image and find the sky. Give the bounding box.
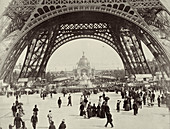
[1,0,169,71]
[46,39,125,71]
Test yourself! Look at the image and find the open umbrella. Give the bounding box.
[24,88,32,92]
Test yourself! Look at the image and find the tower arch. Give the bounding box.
[0,0,170,82]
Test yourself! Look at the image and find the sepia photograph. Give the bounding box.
[0,0,170,129]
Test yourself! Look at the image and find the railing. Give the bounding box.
[42,0,127,5]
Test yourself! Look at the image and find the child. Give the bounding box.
[47,110,53,124]
[9,124,14,129]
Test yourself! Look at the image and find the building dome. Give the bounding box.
[74,52,95,80]
[78,53,90,67]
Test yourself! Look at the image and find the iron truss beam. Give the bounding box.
[137,30,170,76]
[120,29,152,74]
[1,0,169,47]
[1,31,36,82]
[1,0,39,39]
[131,0,170,56]
[129,0,163,9]
[0,0,143,38]
[19,22,118,78]
[20,28,52,78]
[19,21,154,79]
[1,0,169,68]
[136,6,170,39]
[0,8,170,82]
[109,22,152,76]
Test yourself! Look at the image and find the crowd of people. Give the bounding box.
[10,95,26,129]
[78,86,168,128]
[10,93,67,129]
[118,87,168,115]
[6,86,169,129]
[79,92,114,127]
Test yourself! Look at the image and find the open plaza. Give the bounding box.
[0,91,169,129]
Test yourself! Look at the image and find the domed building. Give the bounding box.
[74,52,95,80]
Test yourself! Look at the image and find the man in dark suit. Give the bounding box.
[105,112,114,128]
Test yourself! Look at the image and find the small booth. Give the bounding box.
[135,74,153,88]
[18,78,29,87]
[0,80,9,95]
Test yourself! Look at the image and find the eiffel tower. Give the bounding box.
[0,0,170,83]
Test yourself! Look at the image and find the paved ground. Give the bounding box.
[0,91,169,129]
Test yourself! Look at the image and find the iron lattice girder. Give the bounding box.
[0,2,138,43]
[110,27,134,75]
[1,11,169,80]
[0,2,169,81]
[60,23,108,30]
[137,9,170,40]
[4,0,40,19]
[1,31,35,81]
[4,18,25,39]
[37,25,60,77]
[59,23,110,34]
[132,0,170,41]
[19,22,117,78]
[20,30,51,77]
[1,0,168,59]
[1,0,39,38]
[2,0,164,29]
[19,20,153,78]
[52,33,115,55]
[13,2,170,72]
[129,0,163,9]
[138,31,170,76]
[1,0,169,60]
[108,19,153,75]
[52,22,115,53]
[0,0,138,37]
[138,30,169,66]
[109,24,151,75]
[120,29,151,74]
[2,0,168,42]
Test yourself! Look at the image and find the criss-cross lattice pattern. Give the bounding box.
[0,0,170,82]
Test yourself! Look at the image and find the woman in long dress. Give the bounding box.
[100,102,105,118]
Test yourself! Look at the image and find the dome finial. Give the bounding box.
[83,51,85,57]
